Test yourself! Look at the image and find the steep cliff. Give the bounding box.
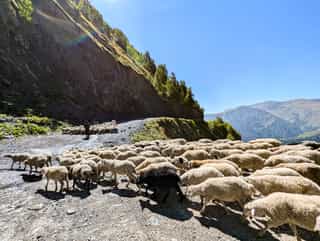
[0,0,203,123]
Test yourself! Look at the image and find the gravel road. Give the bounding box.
[0,120,316,241]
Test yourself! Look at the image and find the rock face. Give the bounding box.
[0,0,202,123]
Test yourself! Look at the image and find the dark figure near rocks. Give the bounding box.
[83,121,91,140]
[136,169,185,203]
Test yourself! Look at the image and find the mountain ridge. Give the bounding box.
[206,99,320,141]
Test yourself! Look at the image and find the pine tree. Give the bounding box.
[179,80,187,103]
[111,28,128,50]
[167,72,180,100]
[154,64,168,95]
[143,51,156,76]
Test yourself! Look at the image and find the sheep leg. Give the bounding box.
[289,224,301,241]
[29,165,33,174]
[87,178,90,191]
[54,180,58,192]
[126,174,133,188]
[237,199,245,209]
[114,172,118,188]
[73,178,76,190]
[256,221,268,238]
[175,184,185,202]
[65,177,69,191]
[127,173,137,189]
[200,196,204,206]
[10,161,14,170]
[45,178,49,191]
[200,198,208,214]
[18,161,22,169]
[60,181,64,193]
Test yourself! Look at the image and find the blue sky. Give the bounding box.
[90,0,320,113]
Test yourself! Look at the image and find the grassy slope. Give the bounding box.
[0,114,69,139]
[131,117,241,142]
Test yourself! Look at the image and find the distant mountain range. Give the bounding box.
[205,99,320,142]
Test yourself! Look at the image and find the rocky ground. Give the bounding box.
[0,120,316,241]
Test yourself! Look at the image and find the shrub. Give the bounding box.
[132,117,241,143]
[208,118,241,140]
[0,114,69,139]
[17,0,33,22]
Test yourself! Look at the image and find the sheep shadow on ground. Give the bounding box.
[102,187,139,198]
[21,173,42,182]
[74,181,98,192]
[68,189,91,199]
[271,224,319,241]
[36,189,66,201]
[194,205,280,241]
[98,178,116,187]
[139,199,193,221]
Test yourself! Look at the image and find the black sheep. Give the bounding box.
[136,169,185,203]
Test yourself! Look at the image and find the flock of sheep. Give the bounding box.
[4,138,320,241]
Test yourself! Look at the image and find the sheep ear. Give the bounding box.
[314,216,320,231]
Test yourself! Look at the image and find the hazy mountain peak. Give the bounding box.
[206,98,320,141]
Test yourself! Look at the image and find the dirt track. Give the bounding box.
[0,121,316,241]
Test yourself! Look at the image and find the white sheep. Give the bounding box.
[140,150,161,158]
[265,154,314,167]
[276,162,320,185]
[198,138,214,144]
[137,161,178,176]
[97,159,136,188]
[168,138,187,145]
[135,157,170,171]
[127,156,146,166]
[246,149,272,159]
[249,138,281,147]
[59,157,81,167]
[270,145,311,155]
[251,143,274,150]
[161,144,193,157]
[181,150,210,161]
[251,167,302,177]
[180,166,224,186]
[97,150,116,159]
[201,163,241,177]
[187,176,259,213]
[225,153,265,171]
[243,192,320,241]
[115,145,133,152]
[24,155,51,173]
[80,159,98,178]
[232,143,253,151]
[143,145,161,153]
[286,150,320,164]
[4,153,30,170]
[116,151,137,160]
[70,163,95,190]
[41,166,69,192]
[209,149,225,159]
[219,149,244,158]
[245,175,320,196]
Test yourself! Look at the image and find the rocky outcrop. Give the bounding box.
[0,0,202,123]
